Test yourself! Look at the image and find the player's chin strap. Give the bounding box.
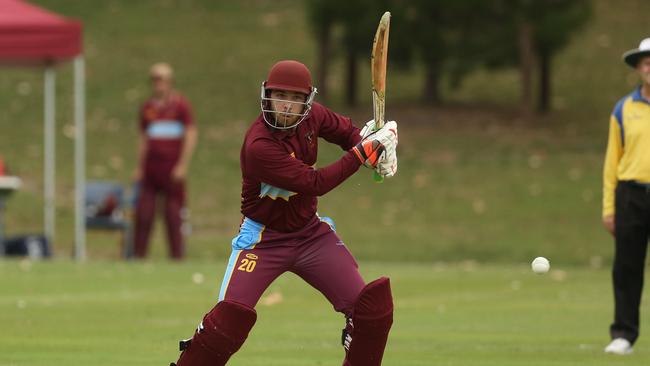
[341,277,394,366]
[260,82,318,130]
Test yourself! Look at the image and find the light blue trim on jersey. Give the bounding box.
[259,182,297,201]
[218,249,242,301]
[231,217,265,250]
[612,96,627,146]
[146,120,185,139]
[317,213,336,231]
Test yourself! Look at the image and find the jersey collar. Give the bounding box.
[632,85,650,105]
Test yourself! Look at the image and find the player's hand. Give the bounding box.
[360,119,377,139]
[172,164,187,182]
[352,121,398,169]
[132,167,143,182]
[376,141,397,178]
[603,214,615,236]
[374,120,398,177]
[360,119,399,142]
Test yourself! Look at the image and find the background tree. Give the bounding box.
[401,0,448,104]
[305,0,592,113]
[450,0,592,115]
[305,0,338,101]
[531,0,592,113]
[338,0,393,107]
[307,0,389,106]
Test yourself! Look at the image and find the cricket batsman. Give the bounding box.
[171,60,398,365]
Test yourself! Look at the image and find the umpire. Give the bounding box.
[603,38,650,355]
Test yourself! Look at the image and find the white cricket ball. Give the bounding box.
[531,257,550,274]
[192,272,205,284]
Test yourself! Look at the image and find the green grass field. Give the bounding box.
[1,259,649,365]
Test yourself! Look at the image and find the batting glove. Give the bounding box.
[352,121,398,169]
[376,142,397,178]
[360,119,377,139]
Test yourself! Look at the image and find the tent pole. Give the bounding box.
[74,56,86,261]
[44,66,56,245]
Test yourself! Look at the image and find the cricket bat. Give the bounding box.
[371,11,390,182]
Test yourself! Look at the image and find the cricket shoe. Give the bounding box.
[604,338,633,355]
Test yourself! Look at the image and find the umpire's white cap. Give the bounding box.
[623,38,650,68]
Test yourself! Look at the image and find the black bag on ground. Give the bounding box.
[2,235,51,258]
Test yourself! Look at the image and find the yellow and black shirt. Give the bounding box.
[603,86,650,217]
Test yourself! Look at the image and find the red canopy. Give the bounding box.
[0,0,82,65]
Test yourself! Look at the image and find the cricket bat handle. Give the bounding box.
[372,93,385,183]
[372,121,384,183]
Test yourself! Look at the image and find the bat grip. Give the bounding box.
[373,170,384,183]
[370,119,385,183]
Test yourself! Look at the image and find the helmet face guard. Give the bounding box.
[260,82,318,130]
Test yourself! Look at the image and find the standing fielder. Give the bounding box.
[134,63,197,260]
[172,60,398,365]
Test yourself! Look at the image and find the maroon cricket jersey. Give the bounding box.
[240,102,362,232]
[139,93,193,164]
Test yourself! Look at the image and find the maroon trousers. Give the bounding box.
[218,218,366,316]
[134,163,186,259]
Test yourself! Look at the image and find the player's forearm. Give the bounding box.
[177,126,198,168]
[308,151,361,196]
[254,151,361,197]
[314,104,362,150]
[602,179,616,217]
[273,152,360,196]
[602,118,622,217]
[136,135,147,166]
[603,165,618,217]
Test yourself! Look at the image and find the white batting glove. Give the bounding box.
[360,119,398,144]
[376,143,397,178]
[360,119,377,139]
[375,120,398,177]
[351,121,398,169]
[372,120,398,151]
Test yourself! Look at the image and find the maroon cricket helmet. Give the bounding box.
[265,60,313,94]
[260,60,318,130]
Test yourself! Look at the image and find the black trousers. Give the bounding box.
[611,181,650,344]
